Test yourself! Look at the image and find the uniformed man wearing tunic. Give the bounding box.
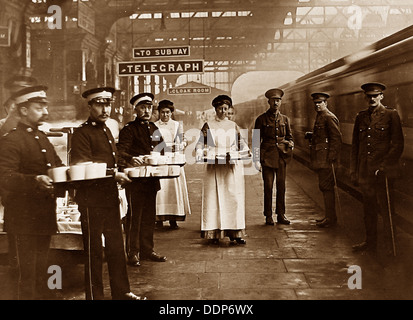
[1,75,38,273]
[253,88,294,226]
[70,87,143,300]
[0,85,64,299]
[350,83,404,253]
[306,92,342,228]
[117,93,167,267]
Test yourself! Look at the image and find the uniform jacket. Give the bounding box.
[70,119,119,207]
[253,110,294,168]
[350,105,404,182]
[117,118,165,192]
[310,109,342,170]
[0,122,63,234]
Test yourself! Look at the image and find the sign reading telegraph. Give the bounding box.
[133,46,190,59]
[118,60,204,76]
[168,87,211,95]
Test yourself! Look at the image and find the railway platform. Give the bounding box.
[1,159,412,301]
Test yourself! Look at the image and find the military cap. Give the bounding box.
[157,99,175,112]
[265,88,284,99]
[130,92,154,106]
[4,75,38,92]
[361,82,386,95]
[311,92,330,102]
[11,85,48,105]
[212,95,232,108]
[82,87,116,103]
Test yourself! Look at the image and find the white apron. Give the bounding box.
[201,118,246,231]
[155,119,191,219]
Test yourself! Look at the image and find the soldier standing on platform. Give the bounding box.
[0,86,64,299]
[253,88,294,226]
[117,92,167,267]
[70,87,143,300]
[306,92,342,228]
[351,82,404,254]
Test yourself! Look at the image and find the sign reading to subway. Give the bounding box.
[168,87,211,95]
[133,46,190,59]
[118,60,204,76]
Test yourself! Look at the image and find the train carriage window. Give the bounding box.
[391,84,413,127]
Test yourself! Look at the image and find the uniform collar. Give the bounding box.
[85,118,106,127]
[18,122,39,133]
[135,118,150,125]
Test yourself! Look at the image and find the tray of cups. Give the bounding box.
[143,152,186,167]
[199,152,251,163]
[49,162,113,185]
[124,165,181,179]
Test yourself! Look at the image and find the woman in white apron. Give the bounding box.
[195,95,249,244]
[155,100,191,228]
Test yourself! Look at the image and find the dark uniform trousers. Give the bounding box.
[359,176,394,249]
[262,161,286,216]
[15,234,51,300]
[79,205,130,300]
[316,167,336,221]
[124,185,158,257]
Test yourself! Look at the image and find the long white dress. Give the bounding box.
[155,119,191,223]
[197,117,248,240]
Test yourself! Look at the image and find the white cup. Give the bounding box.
[146,157,158,165]
[69,211,81,222]
[48,166,69,182]
[95,163,107,178]
[128,167,141,178]
[68,165,86,181]
[150,151,160,158]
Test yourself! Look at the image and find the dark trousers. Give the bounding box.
[15,234,51,300]
[262,163,286,216]
[316,168,337,221]
[359,175,394,250]
[79,206,130,300]
[125,189,157,257]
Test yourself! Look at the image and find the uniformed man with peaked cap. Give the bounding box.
[70,86,143,300]
[117,92,167,267]
[0,85,65,299]
[253,88,294,226]
[351,82,404,254]
[307,92,342,227]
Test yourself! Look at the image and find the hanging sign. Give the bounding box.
[78,1,95,35]
[118,60,204,76]
[133,46,190,59]
[168,87,211,95]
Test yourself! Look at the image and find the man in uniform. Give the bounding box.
[70,87,143,300]
[0,85,64,299]
[253,88,294,225]
[1,75,38,273]
[350,82,404,253]
[117,93,167,267]
[306,92,342,227]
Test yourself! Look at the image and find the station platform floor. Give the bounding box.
[1,159,413,300]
